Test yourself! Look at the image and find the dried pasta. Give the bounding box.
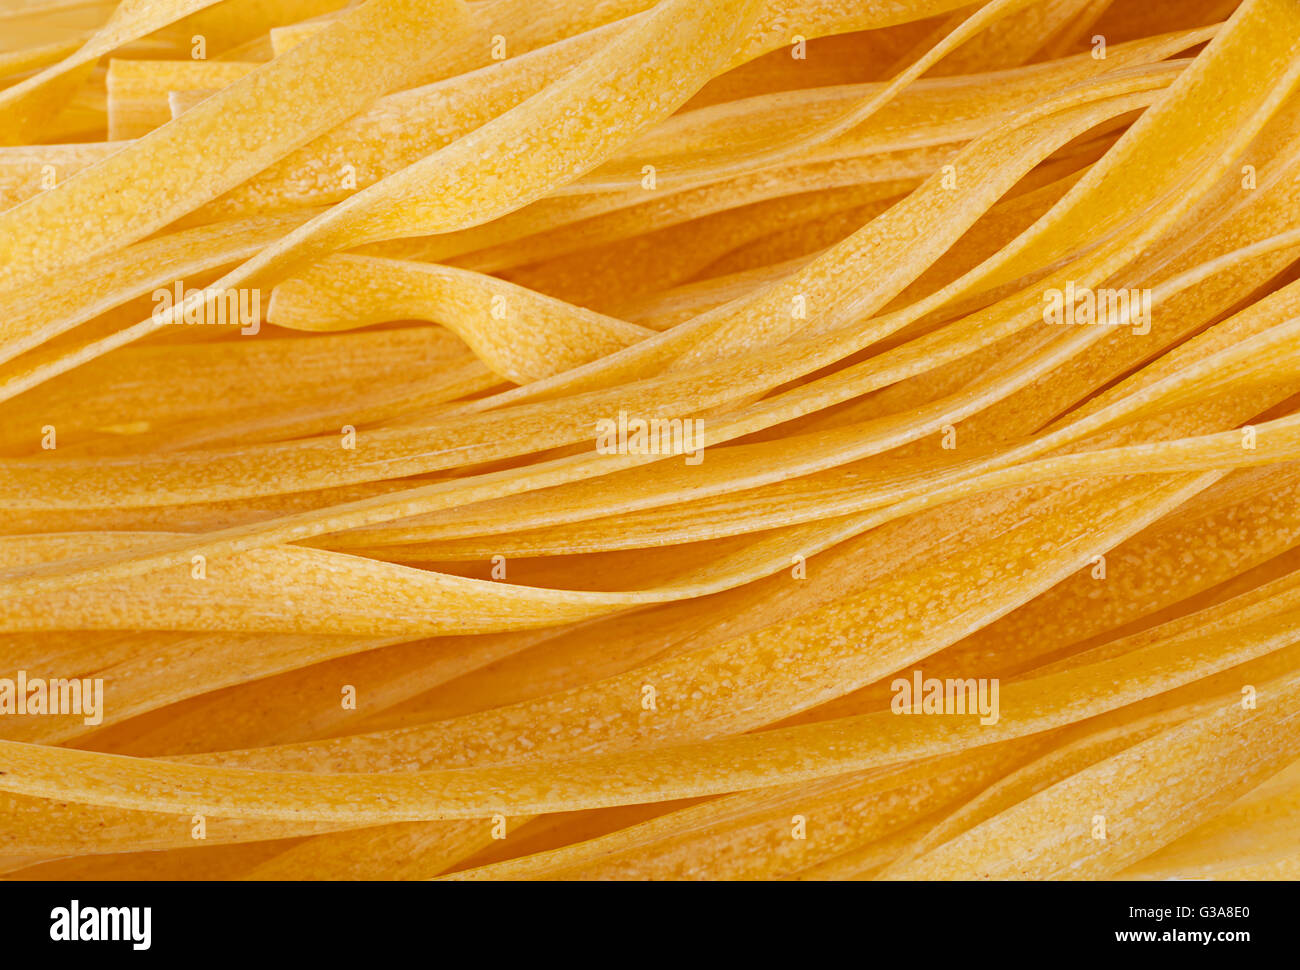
[0,0,1298,883]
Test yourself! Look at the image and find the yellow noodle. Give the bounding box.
[0,0,1298,884]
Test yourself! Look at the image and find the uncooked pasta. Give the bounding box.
[0,0,1298,886]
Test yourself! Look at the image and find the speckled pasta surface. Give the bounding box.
[0,0,1298,886]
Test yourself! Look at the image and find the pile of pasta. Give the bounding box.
[0,0,1298,881]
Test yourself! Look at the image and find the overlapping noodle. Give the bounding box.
[1,0,1298,881]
